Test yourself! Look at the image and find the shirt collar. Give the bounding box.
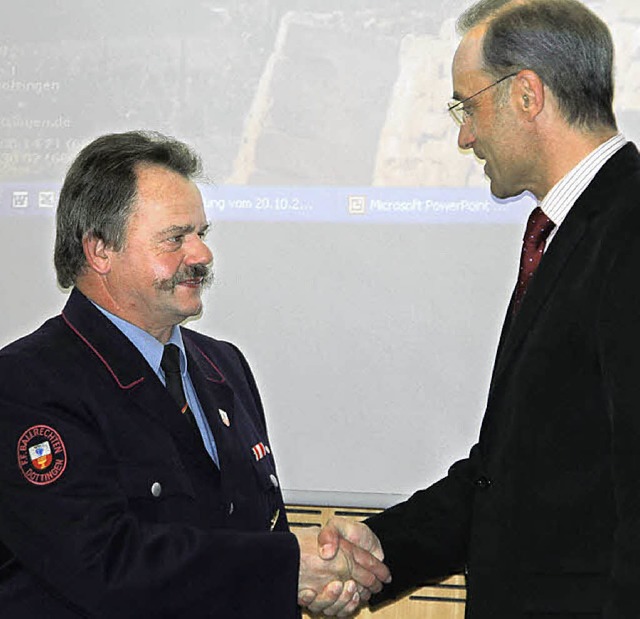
[540,133,627,226]
[91,302,187,378]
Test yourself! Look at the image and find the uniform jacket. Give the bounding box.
[367,142,640,618]
[0,288,301,618]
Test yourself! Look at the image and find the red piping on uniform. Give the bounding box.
[61,312,145,390]
[193,345,226,384]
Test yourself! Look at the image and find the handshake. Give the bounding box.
[294,517,392,617]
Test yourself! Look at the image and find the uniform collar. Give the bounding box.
[61,289,225,389]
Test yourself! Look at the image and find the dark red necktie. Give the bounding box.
[513,207,555,314]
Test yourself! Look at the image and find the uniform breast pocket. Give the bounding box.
[247,440,281,494]
[116,459,196,522]
[247,451,284,531]
[252,455,281,494]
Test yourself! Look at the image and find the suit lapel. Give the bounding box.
[490,142,640,392]
[490,213,588,387]
[61,289,209,457]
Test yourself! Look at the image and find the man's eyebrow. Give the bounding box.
[156,222,211,238]
[156,224,195,238]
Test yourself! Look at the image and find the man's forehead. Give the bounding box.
[452,25,488,94]
[124,166,204,232]
[132,163,200,200]
[135,163,195,192]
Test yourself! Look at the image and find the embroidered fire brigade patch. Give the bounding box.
[17,425,67,486]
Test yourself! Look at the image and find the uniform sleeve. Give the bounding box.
[0,360,300,618]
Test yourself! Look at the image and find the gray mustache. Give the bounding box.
[154,264,213,291]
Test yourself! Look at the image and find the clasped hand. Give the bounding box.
[295,517,391,616]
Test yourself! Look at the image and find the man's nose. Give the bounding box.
[186,235,213,267]
[457,121,476,150]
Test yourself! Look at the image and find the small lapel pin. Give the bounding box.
[219,409,230,427]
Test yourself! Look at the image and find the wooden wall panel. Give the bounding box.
[286,505,466,618]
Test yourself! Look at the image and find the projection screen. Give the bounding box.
[1,0,639,506]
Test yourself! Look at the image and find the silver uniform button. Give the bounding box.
[151,482,162,497]
[269,474,279,488]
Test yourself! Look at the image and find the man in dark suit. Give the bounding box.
[0,131,389,617]
[307,0,640,617]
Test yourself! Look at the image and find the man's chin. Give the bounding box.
[175,304,204,325]
[172,292,204,319]
[484,168,503,198]
[184,297,204,316]
[489,185,507,199]
[488,177,513,200]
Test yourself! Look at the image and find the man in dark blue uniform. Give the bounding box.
[0,131,389,617]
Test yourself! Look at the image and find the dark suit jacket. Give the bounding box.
[0,288,300,618]
[367,142,640,618]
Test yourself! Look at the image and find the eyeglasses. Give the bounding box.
[447,72,518,126]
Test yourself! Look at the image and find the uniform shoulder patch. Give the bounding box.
[17,425,67,486]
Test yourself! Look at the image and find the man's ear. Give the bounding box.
[513,69,545,120]
[82,233,113,275]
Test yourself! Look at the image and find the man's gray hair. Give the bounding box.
[457,0,617,131]
[54,130,203,289]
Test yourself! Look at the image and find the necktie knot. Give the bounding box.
[161,344,182,375]
[523,206,555,249]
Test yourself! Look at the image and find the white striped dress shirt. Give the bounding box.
[540,133,627,247]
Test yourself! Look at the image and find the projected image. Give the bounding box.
[1,0,639,223]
